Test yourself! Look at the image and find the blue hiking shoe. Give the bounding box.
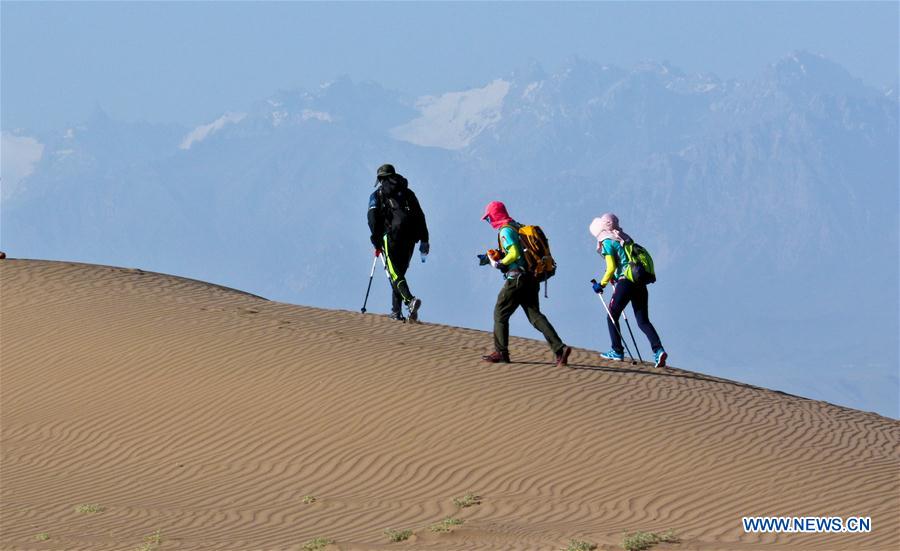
[601,349,624,361]
[654,348,668,368]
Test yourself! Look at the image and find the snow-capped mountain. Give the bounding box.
[2,52,897,417]
[180,113,247,150]
[391,79,511,149]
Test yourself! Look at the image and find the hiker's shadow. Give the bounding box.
[500,358,813,402]
[571,362,758,388]
[510,360,747,387]
[507,360,649,376]
[567,362,669,378]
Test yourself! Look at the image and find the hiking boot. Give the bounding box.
[601,349,624,361]
[388,311,406,322]
[654,348,668,368]
[482,351,511,363]
[407,297,422,322]
[555,346,572,367]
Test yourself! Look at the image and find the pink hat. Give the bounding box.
[590,213,632,251]
[589,213,620,238]
[482,201,513,230]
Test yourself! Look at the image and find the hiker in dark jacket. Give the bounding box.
[368,164,429,321]
[479,201,572,366]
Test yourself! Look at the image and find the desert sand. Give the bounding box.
[1,259,897,550]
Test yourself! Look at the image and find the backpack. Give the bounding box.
[378,187,414,237]
[499,224,557,282]
[622,241,656,284]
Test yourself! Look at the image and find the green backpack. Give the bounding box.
[622,241,656,285]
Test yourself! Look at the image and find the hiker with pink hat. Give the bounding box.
[590,213,667,368]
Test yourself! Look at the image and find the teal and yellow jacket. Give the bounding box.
[598,238,629,285]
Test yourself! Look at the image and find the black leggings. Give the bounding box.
[383,235,415,313]
[606,279,663,354]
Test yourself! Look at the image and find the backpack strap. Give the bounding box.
[497,224,516,252]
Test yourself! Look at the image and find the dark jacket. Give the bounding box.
[368,174,429,247]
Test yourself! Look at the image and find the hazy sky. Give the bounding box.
[2,1,898,132]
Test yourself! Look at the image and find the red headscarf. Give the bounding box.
[481,201,513,230]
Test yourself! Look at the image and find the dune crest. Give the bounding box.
[1,260,897,550]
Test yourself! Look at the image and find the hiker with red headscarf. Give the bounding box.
[478,201,572,366]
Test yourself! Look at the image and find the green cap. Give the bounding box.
[377,164,395,178]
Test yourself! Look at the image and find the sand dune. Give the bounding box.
[1,259,897,550]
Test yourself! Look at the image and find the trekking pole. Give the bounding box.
[360,255,379,313]
[590,279,636,364]
[379,253,390,278]
[620,310,644,363]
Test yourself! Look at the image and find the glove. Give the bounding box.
[477,254,490,266]
[592,281,604,294]
[419,242,430,255]
[374,249,382,258]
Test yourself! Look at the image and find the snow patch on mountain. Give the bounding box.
[1,132,44,199]
[522,81,544,100]
[391,79,511,150]
[270,110,289,127]
[301,109,333,122]
[268,108,332,127]
[180,112,247,150]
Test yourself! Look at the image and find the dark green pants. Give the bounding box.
[493,274,565,355]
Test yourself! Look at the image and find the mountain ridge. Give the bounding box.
[2,51,897,417]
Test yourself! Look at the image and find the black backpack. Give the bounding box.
[377,176,415,237]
